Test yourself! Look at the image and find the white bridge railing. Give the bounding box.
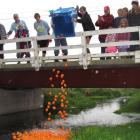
[0,26,140,71]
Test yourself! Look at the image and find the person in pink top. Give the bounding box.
[105,27,117,54]
[116,18,130,52]
[105,27,117,59]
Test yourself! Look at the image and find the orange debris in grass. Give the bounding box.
[12,129,71,140]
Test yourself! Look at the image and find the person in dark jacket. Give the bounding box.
[76,6,95,53]
[113,8,124,28]
[0,23,6,59]
[128,0,140,51]
[95,6,114,59]
[123,7,129,18]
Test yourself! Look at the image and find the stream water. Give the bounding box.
[0,97,140,139]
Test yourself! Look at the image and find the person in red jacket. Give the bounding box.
[95,6,114,60]
[15,24,30,63]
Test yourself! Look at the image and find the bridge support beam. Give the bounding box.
[0,89,44,115]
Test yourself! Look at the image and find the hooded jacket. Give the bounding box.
[77,12,95,31]
[95,14,114,42]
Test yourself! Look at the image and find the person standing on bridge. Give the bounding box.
[0,23,6,59]
[128,0,140,51]
[122,7,129,19]
[15,24,30,63]
[34,13,50,58]
[95,6,114,60]
[116,18,130,53]
[51,20,68,62]
[113,9,124,28]
[7,14,30,60]
[75,6,95,53]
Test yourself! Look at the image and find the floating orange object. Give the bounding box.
[12,129,71,140]
[48,102,51,105]
[57,70,61,75]
[51,84,54,88]
[64,63,68,67]
[49,77,53,81]
[60,103,64,108]
[52,68,56,72]
[48,92,52,96]
[52,106,56,110]
[60,74,64,79]
[48,117,51,121]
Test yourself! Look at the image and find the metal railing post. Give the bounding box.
[32,38,41,71]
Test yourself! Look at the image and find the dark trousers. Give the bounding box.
[100,40,106,60]
[0,44,3,59]
[129,32,140,51]
[54,38,68,56]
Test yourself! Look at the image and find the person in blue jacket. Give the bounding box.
[7,14,30,59]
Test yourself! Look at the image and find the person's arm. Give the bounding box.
[7,23,14,36]
[77,14,94,28]
[95,16,104,27]
[34,22,37,31]
[15,31,18,38]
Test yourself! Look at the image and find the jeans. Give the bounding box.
[54,38,68,56]
[0,44,3,59]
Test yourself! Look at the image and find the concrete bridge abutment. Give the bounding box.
[0,88,44,115]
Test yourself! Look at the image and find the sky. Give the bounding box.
[0,0,133,58]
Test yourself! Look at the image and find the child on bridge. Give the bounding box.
[15,24,30,63]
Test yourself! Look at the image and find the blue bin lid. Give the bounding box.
[50,7,76,17]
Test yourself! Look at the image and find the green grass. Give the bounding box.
[117,93,140,113]
[71,122,140,140]
[43,88,134,115]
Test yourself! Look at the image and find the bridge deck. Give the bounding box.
[0,58,136,70]
[0,59,140,88]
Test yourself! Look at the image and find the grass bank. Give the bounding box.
[117,92,140,113]
[43,88,134,114]
[71,122,140,140]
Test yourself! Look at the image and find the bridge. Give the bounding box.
[1,26,140,88]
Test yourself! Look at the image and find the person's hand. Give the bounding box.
[76,5,79,12]
[100,16,105,22]
[73,18,77,22]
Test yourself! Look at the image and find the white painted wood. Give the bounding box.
[0,26,140,70]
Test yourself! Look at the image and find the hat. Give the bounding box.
[104,6,110,11]
[132,0,139,5]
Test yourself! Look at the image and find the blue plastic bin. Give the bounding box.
[50,7,77,38]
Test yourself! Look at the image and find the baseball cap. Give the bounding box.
[104,6,110,11]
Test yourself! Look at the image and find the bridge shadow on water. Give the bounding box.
[0,108,46,140]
